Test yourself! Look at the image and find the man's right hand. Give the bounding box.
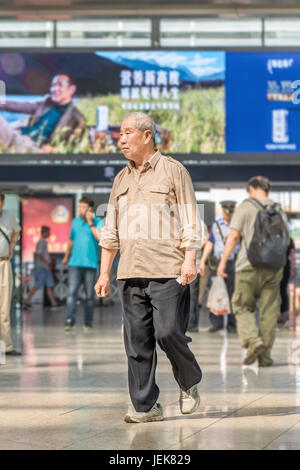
[94,273,110,298]
[62,256,69,266]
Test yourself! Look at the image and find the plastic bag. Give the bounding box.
[206,276,231,315]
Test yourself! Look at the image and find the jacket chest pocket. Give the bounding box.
[115,186,129,209]
[149,184,169,205]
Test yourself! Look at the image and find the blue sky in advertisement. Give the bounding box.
[95,50,225,81]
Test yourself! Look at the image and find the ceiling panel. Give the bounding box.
[1,0,300,18]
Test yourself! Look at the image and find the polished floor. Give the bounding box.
[1,301,300,450]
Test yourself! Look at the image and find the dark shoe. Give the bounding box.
[243,342,265,366]
[64,319,75,332]
[258,357,274,367]
[83,325,92,333]
[277,313,284,324]
[208,326,221,333]
[227,326,237,334]
[187,326,199,333]
[6,350,22,356]
[23,302,31,310]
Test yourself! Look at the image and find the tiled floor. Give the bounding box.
[1,302,300,450]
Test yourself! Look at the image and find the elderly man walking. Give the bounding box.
[95,112,203,423]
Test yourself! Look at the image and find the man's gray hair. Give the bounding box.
[123,112,156,140]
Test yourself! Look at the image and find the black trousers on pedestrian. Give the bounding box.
[209,260,236,330]
[188,274,200,329]
[118,278,202,412]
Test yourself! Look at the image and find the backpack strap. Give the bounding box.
[243,199,265,262]
[246,198,266,210]
[0,226,10,246]
[215,220,226,245]
[246,198,277,211]
[246,198,289,238]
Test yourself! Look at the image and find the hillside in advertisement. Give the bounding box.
[0,51,225,156]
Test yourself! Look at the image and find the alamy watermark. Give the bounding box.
[95,201,206,244]
[0,80,6,105]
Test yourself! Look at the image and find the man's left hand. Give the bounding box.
[181,261,197,285]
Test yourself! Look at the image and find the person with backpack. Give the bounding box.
[217,176,289,367]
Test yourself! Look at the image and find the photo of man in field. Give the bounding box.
[0,50,225,155]
[0,73,85,153]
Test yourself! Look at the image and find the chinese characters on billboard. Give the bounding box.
[0,50,225,156]
[2,50,300,158]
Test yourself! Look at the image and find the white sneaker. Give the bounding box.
[124,403,163,423]
[179,385,200,414]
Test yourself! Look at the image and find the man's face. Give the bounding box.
[119,116,150,160]
[50,75,75,105]
[222,208,234,222]
[0,198,4,214]
[44,229,50,239]
[78,202,90,219]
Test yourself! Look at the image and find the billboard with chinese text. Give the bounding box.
[0,50,225,157]
[4,50,300,159]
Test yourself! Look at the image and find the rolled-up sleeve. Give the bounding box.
[98,176,120,251]
[172,164,203,250]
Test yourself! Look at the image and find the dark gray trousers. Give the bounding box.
[118,278,202,412]
[188,273,200,329]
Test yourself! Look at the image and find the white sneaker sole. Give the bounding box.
[124,414,164,423]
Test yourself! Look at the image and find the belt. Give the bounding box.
[0,257,9,261]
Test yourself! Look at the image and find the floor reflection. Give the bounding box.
[1,302,300,450]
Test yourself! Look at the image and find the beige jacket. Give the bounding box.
[99,151,203,279]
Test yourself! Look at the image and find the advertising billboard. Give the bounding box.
[0,50,225,158]
[3,50,300,160]
[226,52,300,152]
